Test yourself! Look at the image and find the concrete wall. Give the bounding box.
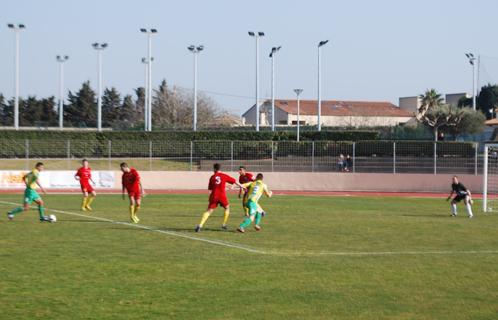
[116,171,483,193]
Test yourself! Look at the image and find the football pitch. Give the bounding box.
[1,193,497,320]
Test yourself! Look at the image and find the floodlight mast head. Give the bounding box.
[466,52,476,65]
[319,40,329,47]
[7,23,25,30]
[269,46,282,58]
[140,28,158,34]
[294,88,303,96]
[56,55,69,62]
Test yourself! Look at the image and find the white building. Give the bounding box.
[242,99,414,127]
[399,92,470,113]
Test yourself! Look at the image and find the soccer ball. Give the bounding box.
[49,214,57,223]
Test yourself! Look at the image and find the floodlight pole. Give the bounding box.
[141,58,148,131]
[56,55,69,130]
[466,53,477,111]
[294,89,303,142]
[92,43,107,132]
[188,45,204,131]
[8,23,25,130]
[270,46,281,132]
[317,40,329,131]
[249,31,265,131]
[141,28,157,131]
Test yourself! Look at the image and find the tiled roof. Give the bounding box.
[273,100,413,117]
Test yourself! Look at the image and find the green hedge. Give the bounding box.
[0,130,379,142]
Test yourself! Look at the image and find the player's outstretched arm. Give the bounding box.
[74,174,80,181]
[140,182,145,196]
[446,190,454,201]
[36,181,46,194]
[122,185,126,200]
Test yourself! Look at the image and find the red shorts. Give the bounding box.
[81,182,94,193]
[208,195,229,209]
[127,188,141,200]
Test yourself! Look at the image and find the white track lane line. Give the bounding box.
[2,200,498,257]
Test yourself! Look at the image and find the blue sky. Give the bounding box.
[1,0,498,114]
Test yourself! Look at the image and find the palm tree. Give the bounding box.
[417,89,444,120]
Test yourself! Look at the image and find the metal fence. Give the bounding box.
[0,139,482,174]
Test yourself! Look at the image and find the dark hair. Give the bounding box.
[256,173,263,180]
[35,162,44,168]
[82,159,88,163]
[213,163,221,171]
[239,166,246,170]
[120,162,128,168]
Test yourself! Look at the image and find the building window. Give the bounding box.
[291,121,306,125]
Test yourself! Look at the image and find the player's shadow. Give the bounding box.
[159,227,233,233]
[400,214,452,218]
[58,219,107,223]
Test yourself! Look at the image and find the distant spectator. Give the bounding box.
[337,154,345,172]
[437,132,445,141]
[345,154,353,172]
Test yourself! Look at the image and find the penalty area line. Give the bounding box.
[0,200,266,255]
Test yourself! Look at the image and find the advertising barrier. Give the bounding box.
[0,171,115,189]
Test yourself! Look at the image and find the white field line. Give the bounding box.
[0,200,266,254]
[2,200,498,257]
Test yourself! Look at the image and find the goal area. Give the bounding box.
[483,144,498,212]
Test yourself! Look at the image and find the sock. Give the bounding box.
[255,212,262,226]
[81,196,88,208]
[129,205,135,220]
[239,217,252,229]
[134,205,140,219]
[466,203,473,217]
[451,203,457,215]
[86,195,95,207]
[38,206,45,219]
[222,209,230,226]
[8,207,24,216]
[199,211,211,227]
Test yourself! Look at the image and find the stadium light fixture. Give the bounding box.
[466,52,477,111]
[269,46,282,132]
[294,89,304,142]
[56,55,69,130]
[188,44,204,131]
[140,28,158,131]
[248,31,265,131]
[92,42,108,131]
[7,23,26,130]
[317,40,330,131]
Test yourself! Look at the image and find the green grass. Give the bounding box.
[1,193,497,320]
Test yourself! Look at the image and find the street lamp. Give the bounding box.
[317,40,329,131]
[188,45,204,131]
[141,57,154,131]
[465,53,477,111]
[7,23,26,130]
[56,55,69,130]
[140,28,158,131]
[269,46,282,132]
[92,42,108,131]
[294,89,303,142]
[249,31,265,131]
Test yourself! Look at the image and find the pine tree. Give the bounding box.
[102,87,121,127]
[120,95,135,123]
[66,81,97,127]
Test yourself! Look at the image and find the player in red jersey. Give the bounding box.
[74,159,97,212]
[120,162,144,223]
[238,165,266,217]
[195,163,245,232]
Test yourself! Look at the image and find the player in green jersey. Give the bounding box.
[237,173,272,233]
[7,162,50,222]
